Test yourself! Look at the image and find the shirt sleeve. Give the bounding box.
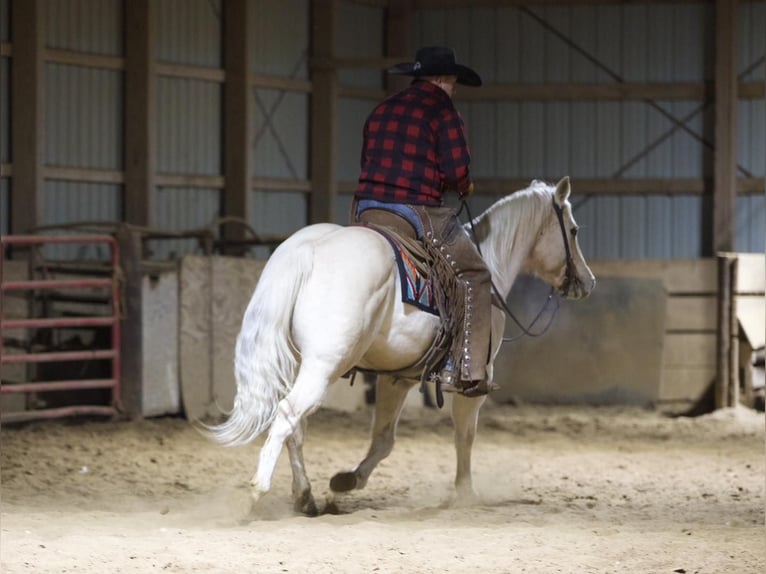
[435,107,473,195]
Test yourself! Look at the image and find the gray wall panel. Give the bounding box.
[157,77,221,175]
[739,2,765,81]
[1,0,9,42]
[251,190,306,256]
[0,178,8,235]
[46,64,123,169]
[46,0,122,55]
[157,0,221,67]
[42,181,120,259]
[645,196,673,259]
[252,89,309,180]
[1,56,9,163]
[151,187,220,259]
[736,195,766,254]
[337,98,369,183]
[337,1,382,89]
[738,99,766,177]
[251,0,308,79]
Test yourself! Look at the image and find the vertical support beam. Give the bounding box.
[715,255,736,410]
[309,0,338,224]
[124,0,156,227]
[11,0,44,234]
[222,0,251,254]
[116,227,144,419]
[713,0,738,254]
[385,0,414,96]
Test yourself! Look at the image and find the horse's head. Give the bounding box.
[527,177,595,300]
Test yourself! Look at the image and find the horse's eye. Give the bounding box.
[570,227,578,237]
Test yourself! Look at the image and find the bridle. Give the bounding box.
[461,195,577,343]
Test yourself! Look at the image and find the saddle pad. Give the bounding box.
[379,233,439,316]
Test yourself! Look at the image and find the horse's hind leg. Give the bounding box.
[286,417,319,516]
[330,375,414,492]
[250,364,329,508]
[451,393,487,500]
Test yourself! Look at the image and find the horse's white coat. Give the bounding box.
[207,178,595,514]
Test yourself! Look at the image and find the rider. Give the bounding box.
[350,46,494,397]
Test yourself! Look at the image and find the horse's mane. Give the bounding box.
[468,180,554,274]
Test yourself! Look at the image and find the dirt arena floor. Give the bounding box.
[1,402,764,573]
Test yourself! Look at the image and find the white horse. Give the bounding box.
[206,177,595,515]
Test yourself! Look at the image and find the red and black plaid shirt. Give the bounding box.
[355,80,473,206]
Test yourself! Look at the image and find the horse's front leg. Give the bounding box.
[286,417,319,516]
[330,375,414,492]
[451,393,487,500]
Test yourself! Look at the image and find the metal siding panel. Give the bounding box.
[570,103,596,178]
[572,197,596,260]
[465,102,495,178]
[570,6,597,83]
[471,8,496,85]
[519,8,545,84]
[251,0,309,78]
[668,101,705,178]
[494,8,521,84]
[0,0,9,41]
[0,178,8,235]
[157,77,221,175]
[152,187,220,259]
[1,56,8,163]
[543,6,571,84]
[519,102,544,178]
[46,0,122,55]
[495,102,520,178]
[42,181,121,259]
[416,9,447,48]
[337,2,382,89]
[595,102,620,177]
[544,103,569,178]
[594,6,620,83]
[620,101,647,177]
[736,195,766,254]
[157,0,221,67]
[252,90,309,180]
[738,99,766,177]
[671,196,703,257]
[250,190,306,235]
[644,100,676,178]
[647,5,674,82]
[45,64,123,169]
[337,97,370,183]
[620,196,646,258]
[593,197,620,258]
[445,9,472,66]
[621,4,648,82]
[671,4,708,82]
[646,196,673,259]
[739,2,765,81]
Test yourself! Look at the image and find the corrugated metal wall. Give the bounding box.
[1,1,763,258]
[249,0,310,255]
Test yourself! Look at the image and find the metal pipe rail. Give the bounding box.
[0,235,122,423]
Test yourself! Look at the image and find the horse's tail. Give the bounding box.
[203,242,313,447]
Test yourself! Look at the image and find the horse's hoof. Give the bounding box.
[294,490,319,516]
[329,471,358,492]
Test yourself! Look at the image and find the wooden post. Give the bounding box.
[712,0,738,254]
[124,0,156,228]
[715,254,736,409]
[309,0,338,224]
[10,0,44,235]
[222,0,252,254]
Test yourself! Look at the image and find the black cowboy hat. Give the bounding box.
[388,46,482,87]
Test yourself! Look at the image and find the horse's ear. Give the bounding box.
[554,176,571,205]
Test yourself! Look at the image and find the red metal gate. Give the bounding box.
[0,235,122,423]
